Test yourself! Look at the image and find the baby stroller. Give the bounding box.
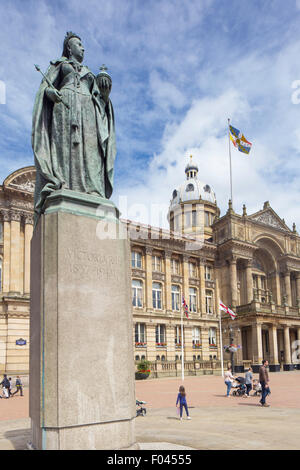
[253,379,261,396]
[136,399,147,417]
[231,376,247,396]
[253,380,271,397]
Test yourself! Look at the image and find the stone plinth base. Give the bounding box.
[30,190,136,450]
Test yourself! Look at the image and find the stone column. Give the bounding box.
[245,259,253,304]
[283,325,292,364]
[182,254,190,305]
[24,215,34,295]
[2,211,11,293]
[295,273,300,305]
[145,246,153,311]
[252,323,263,364]
[284,270,292,307]
[199,258,206,315]
[229,256,238,307]
[269,325,279,369]
[9,211,21,294]
[164,250,172,312]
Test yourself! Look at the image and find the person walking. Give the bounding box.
[224,366,235,397]
[176,385,191,421]
[245,367,253,397]
[13,376,23,397]
[0,375,10,399]
[259,360,270,407]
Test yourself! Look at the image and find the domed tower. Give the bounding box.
[168,156,220,240]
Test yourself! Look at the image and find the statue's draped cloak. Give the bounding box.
[32,57,116,223]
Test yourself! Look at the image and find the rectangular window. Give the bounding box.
[209,327,217,346]
[189,262,196,278]
[156,324,166,345]
[189,287,197,313]
[205,290,213,314]
[171,285,180,311]
[171,258,180,275]
[135,323,146,343]
[192,327,201,347]
[132,279,143,307]
[152,282,162,309]
[205,265,212,280]
[152,255,162,272]
[131,251,142,268]
[175,325,182,345]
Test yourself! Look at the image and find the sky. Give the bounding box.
[0,0,300,230]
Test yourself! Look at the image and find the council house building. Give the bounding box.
[1,159,300,378]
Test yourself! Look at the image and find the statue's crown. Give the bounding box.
[63,31,81,56]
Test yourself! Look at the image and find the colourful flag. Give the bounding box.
[229,125,252,155]
[219,301,236,320]
[182,297,189,319]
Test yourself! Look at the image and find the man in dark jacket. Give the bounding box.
[259,360,270,407]
[0,375,10,398]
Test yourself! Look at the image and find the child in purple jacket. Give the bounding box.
[176,385,191,421]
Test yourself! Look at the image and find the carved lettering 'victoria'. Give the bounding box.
[65,248,122,282]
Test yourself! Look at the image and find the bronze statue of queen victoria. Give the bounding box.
[32,32,116,224]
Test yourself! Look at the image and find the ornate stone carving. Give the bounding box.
[24,214,34,225]
[152,272,165,282]
[171,275,182,284]
[145,246,153,255]
[9,180,35,193]
[10,211,21,222]
[251,211,288,231]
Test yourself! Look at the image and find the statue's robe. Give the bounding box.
[32,57,116,225]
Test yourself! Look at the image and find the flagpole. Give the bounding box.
[181,305,184,382]
[228,118,233,204]
[219,301,224,378]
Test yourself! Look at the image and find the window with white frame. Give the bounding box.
[152,255,162,272]
[152,282,162,309]
[205,290,213,314]
[175,325,182,345]
[171,284,180,311]
[192,327,201,347]
[189,262,196,278]
[156,324,166,345]
[209,327,217,346]
[135,323,146,343]
[171,258,180,275]
[131,251,142,268]
[189,287,197,312]
[132,279,143,307]
[205,265,213,280]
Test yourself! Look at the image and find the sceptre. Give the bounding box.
[34,64,70,109]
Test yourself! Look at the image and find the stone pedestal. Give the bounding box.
[30,190,136,450]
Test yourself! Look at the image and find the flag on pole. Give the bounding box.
[229,124,252,155]
[182,297,189,319]
[219,301,237,320]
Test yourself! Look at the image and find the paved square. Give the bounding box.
[0,371,299,449]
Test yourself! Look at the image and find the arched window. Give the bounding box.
[132,279,143,307]
[135,355,140,361]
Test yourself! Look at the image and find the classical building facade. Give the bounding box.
[1,161,300,377]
